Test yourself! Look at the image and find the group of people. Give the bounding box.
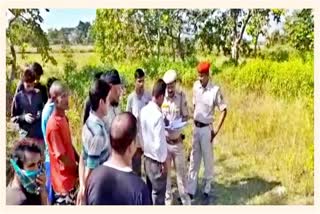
[6,61,227,206]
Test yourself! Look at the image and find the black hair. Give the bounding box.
[89,79,111,111]
[134,68,145,79]
[11,138,42,169]
[152,79,167,98]
[31,62,43,76]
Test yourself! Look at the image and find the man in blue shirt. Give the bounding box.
[41,77,58,205]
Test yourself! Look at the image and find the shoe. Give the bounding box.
[188,193,194,200]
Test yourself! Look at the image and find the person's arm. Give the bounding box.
[180,92,189,122]
[11,95,24,123]
[77,135,104,205]
[36,173,48,205]
[77,152,86,205]
[212,88,227,139]
[154,116,167,172]
[48,129,76,170]
[14,80,23,97]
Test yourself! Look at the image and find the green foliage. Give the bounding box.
[285,9,314,51]
[220,54,313,100]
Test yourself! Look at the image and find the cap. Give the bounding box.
[197,61,211,73]
[163,69,177,84]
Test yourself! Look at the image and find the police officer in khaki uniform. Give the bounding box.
[162,70,191,205]
[187,62,227,201]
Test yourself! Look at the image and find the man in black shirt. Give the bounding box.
[15,62,48,106]
[11,68,44,140]
[6,138,48,205]
[85,112,152,205]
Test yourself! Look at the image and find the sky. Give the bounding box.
[40,9,96,32]
[6,9,285,41]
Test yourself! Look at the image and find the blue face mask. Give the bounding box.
[10,159,42,195]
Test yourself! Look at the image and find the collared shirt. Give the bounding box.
[41,101,55,162]
[126,91,152,148]
[103,105,121,133]
[11,89,44,139]
[82,111,111,169]
[140,101,167,163]
[193,80,227,124]
[46,110,78,193]
[162,90,188,139]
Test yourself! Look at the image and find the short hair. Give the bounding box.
[152,79,167,98]
[89,79,111,111]
[22,68,36,83]
[134,68,145,79]
[49,80,67,101]
[11,138,42,169]
[110,112,137,155]
[94,72,104,80]
[46,77,58,97]
[31,62,43,76]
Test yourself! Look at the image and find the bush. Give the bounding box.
[220,55,313,100]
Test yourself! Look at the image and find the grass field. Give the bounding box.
[6,49,314,205]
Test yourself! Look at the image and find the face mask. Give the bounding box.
[10,159,42,195]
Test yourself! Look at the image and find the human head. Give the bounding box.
[197,61,210,87]
[50,81,69,111]
[94,72,104,81]
[30,62,43,82]
[163,69,177,98]
[110,112,137,161]
[46,77,58,98]
[10,138,43,193]
[89,79,111,116]
[152,79,167,107]
[102,69,122,107]
[22,68,36,93]
[134,68,145,93]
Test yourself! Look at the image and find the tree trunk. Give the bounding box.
[254,33,259,56]
[10,44,17,82]
[231,10,252,63]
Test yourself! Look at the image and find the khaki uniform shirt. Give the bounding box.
[162,90,188,140]
[193,80,227,124]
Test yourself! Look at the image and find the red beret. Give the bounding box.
[197,61,211,73]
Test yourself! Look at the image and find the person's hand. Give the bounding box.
[76,185,86,205]
[210,129,217,143]
[24,113,35,124]
[36,173,46,190]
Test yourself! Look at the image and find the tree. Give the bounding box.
[246,9,284,56]
[284,9,314,52]
[6,9,56,83]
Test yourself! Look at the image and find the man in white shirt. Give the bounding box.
[187,62,227,203]
[140,79,168,205]
[126,68,152,176]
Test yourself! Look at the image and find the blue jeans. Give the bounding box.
[45,161,55,204]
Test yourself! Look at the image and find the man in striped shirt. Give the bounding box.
[77,79,112,205]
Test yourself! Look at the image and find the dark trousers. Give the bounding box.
[144,156,167,205]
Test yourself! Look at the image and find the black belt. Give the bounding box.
[194,120,210,128]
